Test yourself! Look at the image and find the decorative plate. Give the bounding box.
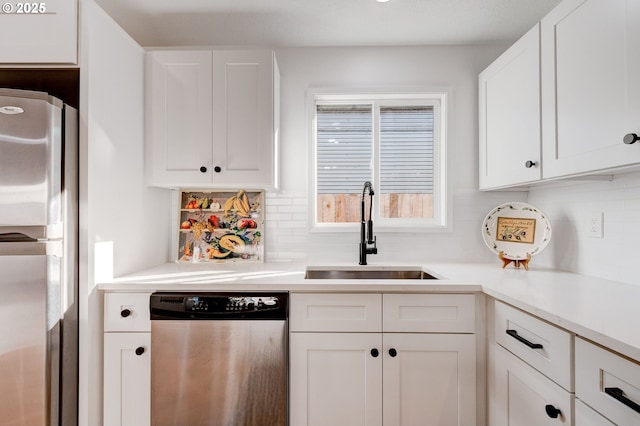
[482,202,552,260]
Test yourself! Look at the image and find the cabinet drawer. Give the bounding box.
[576,337,640,425]
[383,294,475,333]
[491,344,573,426]
[104,292,151,332]
[290,293,382,332]
[495,301,573,390]
[575,399,615,426]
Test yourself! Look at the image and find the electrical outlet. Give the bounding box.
[588,212,604,238]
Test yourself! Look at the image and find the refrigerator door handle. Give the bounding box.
[0,240,49,256]
[0,240,61,257]
[0,225,47,240]
[0,232,37,242]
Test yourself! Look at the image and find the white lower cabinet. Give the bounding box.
[290,332,383,426]
[103,292,151,426]
[575,337,640,425]
[575,399,616,426]
[382,333,476,426]
[489,300,574,425]
[103,333,151,426]
[492,345,573,425]
[289,293,477,426]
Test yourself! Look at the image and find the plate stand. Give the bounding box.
[499,251,531,270]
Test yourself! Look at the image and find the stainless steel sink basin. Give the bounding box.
[304,267,437,280]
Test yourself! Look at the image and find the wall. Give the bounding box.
[528,171,640,285]
[79,1,172,425]
[266,45,526,264]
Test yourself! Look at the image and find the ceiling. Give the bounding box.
[94,0,562,48]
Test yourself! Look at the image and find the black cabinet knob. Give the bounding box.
[525,160,538,168]
[214,166,222,173]
[389,348,398,357]
[120,309,131,318]
[623,133,640,145]
[370,348,379,358]
[135,346,145,356]
[199,166,207,173]
[544,404,561,419]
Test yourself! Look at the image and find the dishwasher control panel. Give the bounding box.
[150,292,288,320]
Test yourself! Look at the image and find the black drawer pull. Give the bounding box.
[135,346,145,356]
[605,387,640,414]
[370,348,379,358]
[506,329,543,349]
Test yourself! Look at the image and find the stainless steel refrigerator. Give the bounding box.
[0,88,78,425]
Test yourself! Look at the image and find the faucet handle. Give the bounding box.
[367,236,378,255]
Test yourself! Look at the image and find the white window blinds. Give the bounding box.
[316,104,434,194]
[380,106,434,194]
[316,104,372,194]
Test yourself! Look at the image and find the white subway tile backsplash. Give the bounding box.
[276,204,307,214]
[261,187,517,264]
[528,170,640,286]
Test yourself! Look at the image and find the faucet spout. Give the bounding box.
[359,181,378,265]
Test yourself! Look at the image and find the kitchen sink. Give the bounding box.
[304,266,438,280]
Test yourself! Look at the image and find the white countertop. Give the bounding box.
[101,261,640,362]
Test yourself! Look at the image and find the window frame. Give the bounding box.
[308,88,452,233]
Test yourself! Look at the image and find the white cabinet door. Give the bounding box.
[290,332,383,426]
[541,0,640,177]
[490,345,573,426]
[0,0,77,63]
[479,24,541,189]
[212,50,277,188]
[104,333,151,426]
[146,49,278,189]
[383,333,476,426]
[146,50,213,186]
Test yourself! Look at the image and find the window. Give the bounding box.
[312,92,449,231]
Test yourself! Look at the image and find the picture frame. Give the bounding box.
[177,189,264,263]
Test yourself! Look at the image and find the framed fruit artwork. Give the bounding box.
[177,189,264,263]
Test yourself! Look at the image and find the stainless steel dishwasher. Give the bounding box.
[150,292,288,426]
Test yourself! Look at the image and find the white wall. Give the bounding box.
[79,1,171,425]
[527,171,640,285]
[266,45,526,264]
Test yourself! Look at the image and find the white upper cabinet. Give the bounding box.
[480,0,640,189]
[0,0,77,64]
[146,49,279,189]
[146,51,213,186]
[541,0,640,178]
[212,50,278,188]
[479,24,541,190]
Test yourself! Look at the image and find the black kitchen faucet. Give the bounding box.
[359,181,377,265]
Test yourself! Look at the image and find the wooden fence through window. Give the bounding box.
[317,193,433,223]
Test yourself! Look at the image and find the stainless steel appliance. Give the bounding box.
[0,88,78,425]
[150,292,288,426]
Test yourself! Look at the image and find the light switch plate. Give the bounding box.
[588,211,603,238]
